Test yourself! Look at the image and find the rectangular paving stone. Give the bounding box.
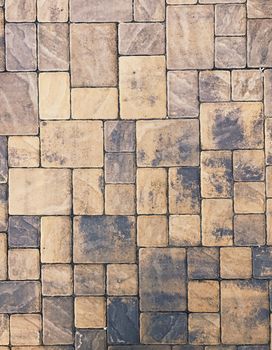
[0,185,7,231]
[248,0,272,19]
[215,4,246,36]
[107,264,138,296]
[188,281,219,313]
[8,136,39,167]
[0,233,7,280]
[42,264,73,296]
[105,153,135,183]
[10,314,41,346]
[253,247,272,279]
[37,0,68,22]
[199,71,231,102]
[169,215,200,247]
[232,70,263,101]
[264,70,272,116]
[0,9,4,71]
[188,247,219,280]
[139,248,186,311]
[248,20,272,67]
[5,0,36,21]
[8,248,40,280]
[137,215,168,247]
[105,184,135,215]
[0,137,7,183]
[75,296,105,328]
[189,313,220,345]
[233,150,264,181]
[75,330,106,350]
[134,0,165,21]
[221,247,252,279]
[234,182,265,214]
[215,37,246,68]
[0,314,9,345]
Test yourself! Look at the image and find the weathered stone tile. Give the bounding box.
[199,71,230,102]
[167,5,214,69]
[109,347,171,350]
[39,73,70,120]
[169,167,200,215]
[201,151,232,198]
[37,0,68,22]
[215,37,246,68]
[234,214,265,246]
[134,0,165,21]
[233,150,264,181]
[139,248,186,311]
[8,249,39,280]
[8,136,39,167]
[188,247,219,280]
[72,88,118,119]
[267,166,272,196]
[189,313,220,345]
[200,102,263,150]
[232,70,263,101]
[137,168,167,214]
[74,264,105,295]
[221,247,252,279]
[215,4,246,35]
[253,247,272,279]
[8,216,40,248]
[10,314,41,345]
[75,330,106,350]
[0,9,4,71]
[0,73,38,135]
[43,297,73,345]
[140,312,187,344]
[105,121,135,152]
[238,347,269,350]
[74,216,136,263]
[234,182,265,213]
[0,185,7,231]
[105,184,135,215]
[120,56,166,119]
[137,120,199,167]
[107,264,138,296]
[169,215,200,247]
[264,70,272,116]
[248,0,272,18]
[168,71,199,118]
[221,280,269,344]
[137,215,168,247]
[267,199,272,245]
[5,0,36,21]
[75,296,105,328]
[9,169,71,215]
[71,24,117,87]
[42,265,73,296]
[0,233,7,280]
[119,23,164,55]
[70,0,132,22]
[202,199,233,246]
[0,281,40,313]
[38,24,69,71]
[188,281,219,312]
[108,297,139,344]
[248,20,272,67]
[0,314,9,345]
[105,153,135,183]
[41,216,71,263]
[73,169,103,215]
[265,118,272,164]
[6,24,36,71]
[0,137,7,183]
[41,121,103,168]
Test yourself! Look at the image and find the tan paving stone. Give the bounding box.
[74,264,105,296]
[0,233,7,280]
[232,70,263,101]
[234,182,265,213]
[169,215,200,247]
[8,137,39,168]
[0,314,9,345]
[188,281,219,313]
[42,264,73,296]
[220,247,252,279]
[75,297,106,328]
[233,150,265,181]
[248,20,272,67]
[137,215,168,247]
[37,0,68,22]
[10,314,41,345]
[8,249,39,280]
[247,0,272,18]
[234,214,265,246]
[107,264,138,296]
[5,0,36,22]
[264,70,272,116]
[189,313,220,345]
[105,184,135,215]
[215,37,246,68]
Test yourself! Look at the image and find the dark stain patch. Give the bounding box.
[212,228,233,238]
[235,164,263,181]
[105,121,135,152]
[75,329,106,350]
[8,216,40,248]
[188,247,219,279]
[253,247,272,279]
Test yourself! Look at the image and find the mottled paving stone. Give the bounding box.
[202,199,233,246]
[215,37,246,68]
[10,314,41,346]
[5,0,36,21]
[105,121,135,152]
[0,9,4,71]
[8,249,40,280]
[0,314,9,345]
[169,215,200,247]
[43,297,73,345]
[137,215,168,247]
[140,312,187,344]
[109,347,171,350]
[221,280,269,344]
[139,248,186,311]
[0,233,7,280]
[8,136,39,168]
[233,150,264,181]
[75,296,105,328]
[264,70,272,116]
[188,247,219,280]
[232,70,263,101]
[199,71,230,102]
[0,137,7,183]
[167,71,199,118]
[234,182,265,213]
[253,247,272,279]
[167,5,214,69]
[215,4,246,36]
[188,281,219,312]
[74,216,136,263]
[248,20,272,67]
[105,184,135,215]
[189,313,220,345]
[0,281,40,313]
[42,265,73,296]
[0,73,38,135]
[74,264,105,295]
[0,185,7,231]
[120,56,166,119]
[137,120,199,167]
[234,214,265,246]
[200,102,263,150]
[266,118,272,164]
[247,0,272,18]
[75,330,106,350]
[267,199,272,245]
[107,264,138,296]
[221,247,252,278]
[119,23,165,55]
[105,153,135,183]
[134,0,165,21]
[107,297,139,344]
[71,24,117,87]
[266,167,272,196]
[37,0,68,22]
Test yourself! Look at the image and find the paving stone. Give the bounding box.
[8,136,39,167]
[199,71,230,102]
[43,297,73,345]
[10,314,41,346]
[8,216,39,248]
[188,247,219,280]
[105,153,135,183]
[221,280,269,344]
[140,312,187,344]
[0,185,7,231]
[75,296,105,328]
[139,248,186,311]
[134,0,165,21]
[200,102,263,150]
[75,330,106,350]
[119,56,166,119]
[0,233,7,280]
[107,264,138,296]
[199,0,246,3]
[232,70,263,101]
[119,23,165,55]
[253,247,272,279]
[234,182,265,213]
[221,247,252,279]
[233,150,265,181]
[137,215,168,247]
[0,9,4,71]
[264,70,272,116]
[266,167,272,197]
[0,314,9,345]
[41,121,103,168]
[137,120,199,167]
[0,73,38,135]
[8,249,40,280]
[42,264,73,296]
[37,0,68,22]
[248,0,272,18]
[105,121,135,152]
[267,199,272,245]
[71,24,117,87]
[169,215,200,247]
[188,281,219,312]
[5,0,36,21]
[202,199,233,246]
[167,5,214,69]
[73,216,136,263]
[74,264,105,295]
[109,347,171,350]
[9,169,71,215]
[107,297,139,344]
[105,184,135,215]
[0,137,7,183]
[215,37,246,68]
[189,313,220,345]
[167,71,199,118]
[248,20,272,67]
[234,214,265,246]
[215,4,246,35]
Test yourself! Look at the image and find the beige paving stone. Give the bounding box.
[169,215,200,246]
[215,4,246,35]
[232,70,263,101]
[134,0,165,21]
[39,73,70,120]
[105,184,135,215]
[9,169,71,215]
[215,37,246,68]
[247,0,272,18]
[8,137,39,168]
[8,249,40,280]
[0,9,4,72]
[72,88,118,119]
[167,0,196,3]
[137,215,168,247]
[42,264,73,296]
[10,314,41,345]
[107,264,138,296]
[37,0,68,22]
[71,24,117,87]
[267,199,272,245]
[167,5,214,69]
[220,247,252,279]
[248,20,272,67]
[199,71,230,102]
[74,264,105,296]
[120,56,166,119]
[0,314,9,345]
[189,313,220,345]
[234,182,265,214]
[267,167,272,197]
[75,297,106,328]
[41,121,103,168]
[0,233,6,280]
[266,118,272,165]
[233,150,264,181]
[5,0,36,22]
[265,70,272,117]
[188,281,219,312]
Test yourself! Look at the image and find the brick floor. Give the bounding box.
[0,0,271,348]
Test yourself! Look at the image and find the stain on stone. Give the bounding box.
[8,216,40,248]
[253,247,272,278]
[75,329,106,350]
[188,247,219,279]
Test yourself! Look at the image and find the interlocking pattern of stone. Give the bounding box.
[0,0,272,348]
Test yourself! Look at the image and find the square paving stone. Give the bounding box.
[188,247,219,280]
[75,330,106,350]
[8,216,40,248]
[74,264,105,296]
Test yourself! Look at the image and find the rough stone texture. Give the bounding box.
[75,330,106,350]
[42,264,73,296]
[105,184,135,215]
[234,182,265,213]
[8,136,39,168]
[107,264,138,296]
[105,153,135,183]
[0,314,9,345]
[234,214,265,246]
[105,121,135,152]
[189,313,220,345]
[247,0,272,18]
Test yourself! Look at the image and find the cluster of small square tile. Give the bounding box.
[0,0,272,348]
